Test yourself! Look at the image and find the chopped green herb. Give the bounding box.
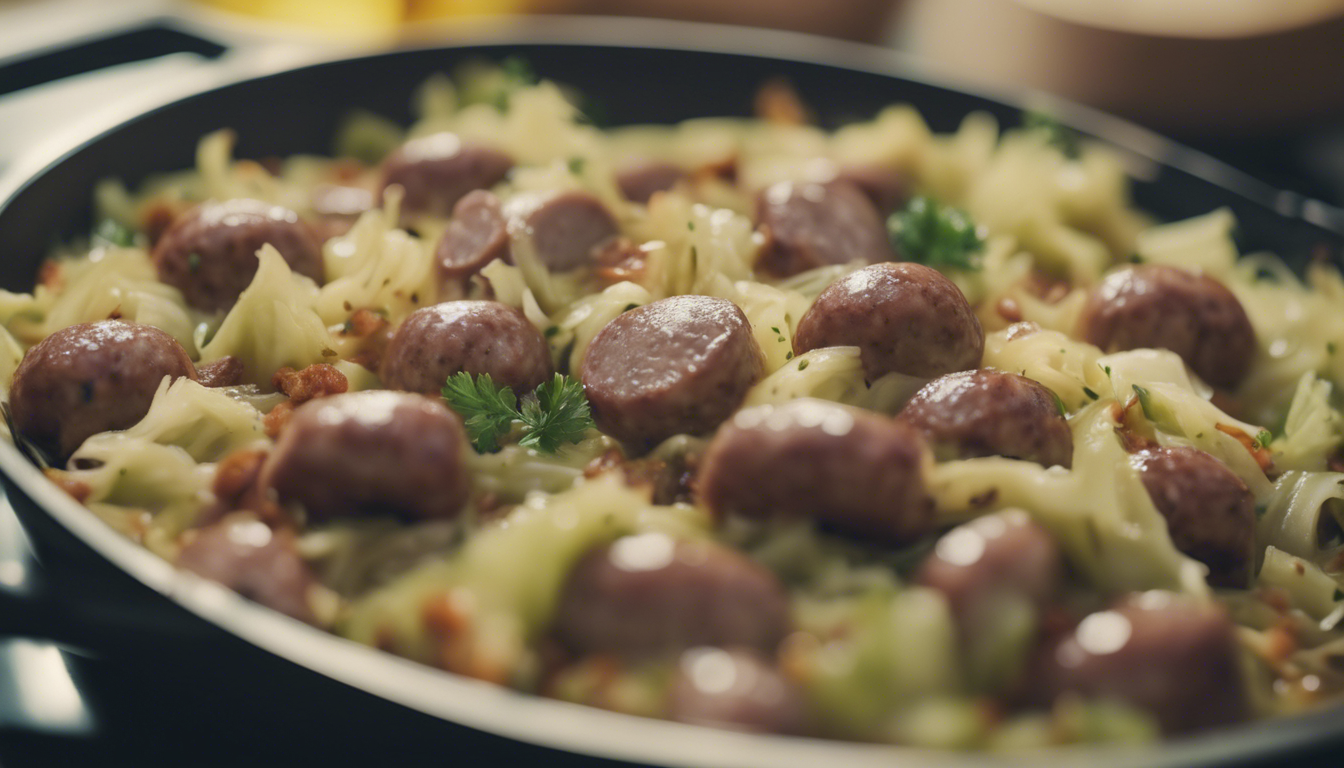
[1132,385,1156,421]
[1256,430,1273,449]
[770,326,780,335]
[442,372,593,454]
[544,325,560,338]
[622,303,639,313]
[887,196,984,271]
[1127,253,1143,264]
[1329,342,1338,356]
[785,350,794,360]
[1335,588,1344,602]
[1022,109,1081,159]
[1082,387,1099,401]
[1102,365,1112,378]
[688,221,696,231]
[1254,266,1280,283]
[567,156,586,175]
[187,252,202,273]
[798,359,809,371]
[93,218,136,248]
[1255,504,1268,521]
[1050,390,1067,418]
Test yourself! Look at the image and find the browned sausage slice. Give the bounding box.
[755,179,892,277]
[552,534,791,660]
[258,391,470,522]
[435,190,511,284]
[9,320,197,461]
[177,512,318,624]
[152,199,324,313]
[379,133,513,219]
[512,191,620,272]
[668,648,807,734]
[1132,446,1255,587]
[380,301,552,396]
[899,369,1074,468]
[915,510,1063,635]
[697,398,935,545]
[794,262,984,380]
[581,295,763,448]
[1078,264,1256,389]
[616,161,686,204]
[1030,591,1248,734]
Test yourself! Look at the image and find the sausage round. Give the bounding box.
[793,262,984,380]
[258,391,471,522]
[552,534,791,660]
[379,132,513,218]
[152,199,324,313]
[380,301,553,396]
[177,512,318,624]
[1132,446,1255,587]
[755,179,893,277]
[899,369,1074,468]
[1030,591,1247,734]
[1078,264,1256,389]
[668,648,806,734]
[915,510,1063,634]
[9,320,197,461]
[435,190,511,283]
[697,398,935,545]
[511,190,620,272]
[581,295,763,448]
[616,161,686,204]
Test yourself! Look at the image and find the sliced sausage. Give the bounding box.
[379,132,513,219]
[697,398,935,545]
[1132,446,1255,587]
[1078,264,1256,389]
[834,164,908,216]
[509,191,620,272]
[552,534,791,660]
[9,320,197,461]
[899,369,1074,468]
[581,295,763,449]
[177,512,318,624]
[380,301,552,396]
[915,510,1063,635]
[435,190,511,283]
[616,161,686,204]
[793,262,984,380]
[258,391,470,522]
[151,199,324,313]
[1030,591,1248,734]
[754,179,892,277]
[668,648,806,734]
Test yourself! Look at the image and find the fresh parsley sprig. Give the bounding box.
[442,372,594,454]
[887,196,985,271]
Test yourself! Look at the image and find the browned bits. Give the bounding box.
[436,190,511,284]
[379,133,513,219]
[1078,264,1256,389]
[552,534,791,660]
[196,356,246,388]
[263,363,351,438]
[668,648,807,734]
[341,308,395,372]
[794,262,984,380]
[198,448,284,527]
[42,468,92,503]
[899,369,1074,467]
[581,295,764,449]
[177,512,319,624]
[915,510,1063,636]
[592,237,648,287]
[380,301,552,396]
[9,320,197,461]
[1030,591,1248,734]
[697,399,936,545]
[151,199,324,313]
[1132,446,1256,587]
[258,391,471,522]
[616,161,686,204]
[755,180,893,277]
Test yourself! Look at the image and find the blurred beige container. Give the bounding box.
[569,0,901,42]
[903,0,1344,135]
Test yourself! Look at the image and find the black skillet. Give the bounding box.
[1,15,1342,768]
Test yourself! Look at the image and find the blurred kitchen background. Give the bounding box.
[1,0,1343,202]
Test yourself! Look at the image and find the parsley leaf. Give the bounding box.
[442,372,519,453]
[1050,389,1068,418]
[93,218,136,248]
[518,374,595,453]
[887,196,985,271]
[1132,385,1156,421]
[442,372,593,454]
[1022,109,1081,159]
[1256,430,1273,449]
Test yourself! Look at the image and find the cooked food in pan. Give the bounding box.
[4,60,1344,750]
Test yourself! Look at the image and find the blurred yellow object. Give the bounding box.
[406,0,532,21]
[198,0,405,31]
